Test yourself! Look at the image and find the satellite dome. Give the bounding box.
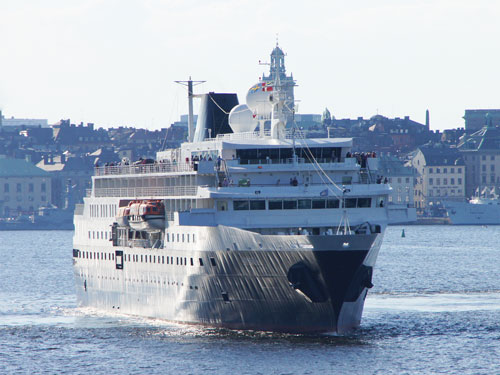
[246,82,273,117]
[228,104,258,133]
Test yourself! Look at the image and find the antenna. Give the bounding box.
[175,77,205,142]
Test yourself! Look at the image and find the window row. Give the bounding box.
[165,232,196,243]
[429,178,462,186]
[428,167,462,174]
[89,203,118,218]
[80,251,115,261]
[3,182,47,193]
[88,230,111,240]
[231,198,373,211]
[77,250,208,267]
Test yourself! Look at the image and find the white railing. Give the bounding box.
[208,129,305,142]
[95,162,195,176]
[90,186,198,197]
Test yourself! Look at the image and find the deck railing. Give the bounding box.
[89,186,198,197]
[95,163,195,176]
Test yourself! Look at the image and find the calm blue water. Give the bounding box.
[0,226,499,374]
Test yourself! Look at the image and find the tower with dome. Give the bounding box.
[261,43,296,127]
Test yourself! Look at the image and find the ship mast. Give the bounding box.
[175,77,205,142]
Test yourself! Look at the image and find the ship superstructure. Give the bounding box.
[72,49,390,333]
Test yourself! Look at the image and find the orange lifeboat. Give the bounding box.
[128,200,165,231]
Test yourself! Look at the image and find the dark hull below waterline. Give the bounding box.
[74,234,382,333]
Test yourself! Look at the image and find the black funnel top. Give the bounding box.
[193,93,239,142]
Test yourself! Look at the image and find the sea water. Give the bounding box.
[0,226,499,374]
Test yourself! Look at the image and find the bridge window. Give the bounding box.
[269,200,283,210]
[298,199,312,209]
[345,198,357,208]
[234,200,249,210]
[250,200,265,210]
[357,198,372,208]
[283,200,297,209]
[312,199,326,209]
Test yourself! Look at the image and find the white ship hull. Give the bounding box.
[445,200,500,225]
[73,225,383,333]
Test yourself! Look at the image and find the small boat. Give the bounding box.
[128,200,165,231]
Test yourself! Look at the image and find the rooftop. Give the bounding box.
[0,158,50,177]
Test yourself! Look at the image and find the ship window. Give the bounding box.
[342,176,352,185]
[345,198,357,208]
[149,255,152,263]
[141,255,143,262]
[327,199,339,208]
[190,258,194,266]
[297,199,311,209]
[162,256,165,264]
[250,200,266,210]
[210,257,217,266]
[312,199,326,209]
[184,257,187,265]
[182,234,185,242]
[193,234,196,242]
[177,234,180,242]
[176,257,179,265]
[283,200,297,209]
[166,233,169,242]
[171,256,173,264]
[326,199,340,208]
[269,200,283,210]
[217,201,228,211]
[357,198,372,208]
[88,231,91,239]
[234,200,250,210]
[199,258,204,266]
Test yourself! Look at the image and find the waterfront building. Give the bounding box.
[0,111,48,128]
[52,120,111,151]
[36,154,94,210]
[457,121,500,197]
[0,158,52,217]
[463,109,500,133]
[377,154,417,223]
[410,144,465,214]
[377,154,416,206]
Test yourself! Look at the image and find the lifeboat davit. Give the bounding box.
[116,206,130,227]
[128,200,165,232]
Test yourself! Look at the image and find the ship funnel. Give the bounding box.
[193,93,239,142]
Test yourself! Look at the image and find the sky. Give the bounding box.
[1,0,500,131]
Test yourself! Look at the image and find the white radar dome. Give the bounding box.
[245,82,274,117]
[228,104,258,133]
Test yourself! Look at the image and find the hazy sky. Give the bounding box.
[1,0,500,131]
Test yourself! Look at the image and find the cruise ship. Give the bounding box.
[72,47,391,333]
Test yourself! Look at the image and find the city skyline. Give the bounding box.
[1,0,500,130]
